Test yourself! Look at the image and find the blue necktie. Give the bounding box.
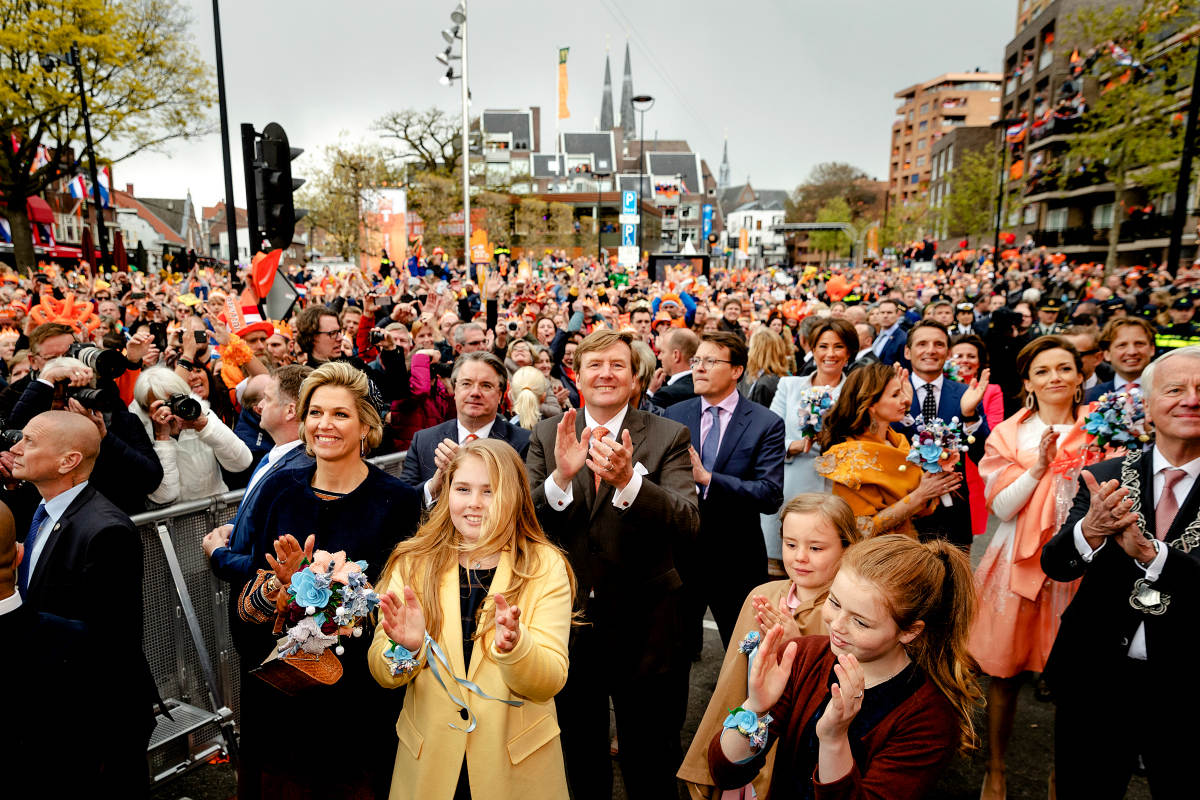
[17,503,50,596]
[246,453,273,492]
[701,406,722,472]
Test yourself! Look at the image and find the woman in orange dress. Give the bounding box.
[970,336,1093,800]
[814,363,960,539]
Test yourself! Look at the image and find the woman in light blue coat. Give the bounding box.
[764,318,858,575]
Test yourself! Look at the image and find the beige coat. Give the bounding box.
[367,546,573,800]
[677,579,829,799]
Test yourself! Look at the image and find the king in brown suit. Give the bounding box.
[526,330,700,800]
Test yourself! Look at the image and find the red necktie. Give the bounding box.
[592,427,610,492]
[1156,468,1187,541]
[463,433,479,443]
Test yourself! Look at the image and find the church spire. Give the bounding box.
[618,41,636,143]
[600,50,614,131]
[718,136,730,190]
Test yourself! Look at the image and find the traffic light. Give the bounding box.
[242,122,306,253]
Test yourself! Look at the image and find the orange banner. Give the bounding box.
[558,47,570,120]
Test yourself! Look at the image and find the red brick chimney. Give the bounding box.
[125,183,134,195]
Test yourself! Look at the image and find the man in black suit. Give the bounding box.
[649,327,698,408]
[526,329,700,800]
[0,321,75,421]
[1042,346,1200,797]
[0,498,96,792]
[11,411,158,796]
[894,320,989,551]
[872,299,908,368]
[401,350,530,506]
[1085,316,1155,402]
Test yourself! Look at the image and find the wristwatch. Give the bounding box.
[1137,538,1160,567]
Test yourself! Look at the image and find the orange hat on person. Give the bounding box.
[659,292,683,308]
[272,320,293,339]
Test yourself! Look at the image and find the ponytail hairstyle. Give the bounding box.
[509,366,548,430]
[841,534,982,752]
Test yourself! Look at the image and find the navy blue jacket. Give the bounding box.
[1085,379,1116,403]
[893,377,990,548]
[875,324,908,368]
[209,443,314,584]
[664,393,785,573]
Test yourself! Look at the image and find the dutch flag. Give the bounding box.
[68,174,88,199]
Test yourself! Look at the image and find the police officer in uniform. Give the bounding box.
[1155,296,1200,353]
[1031,296,1066,337]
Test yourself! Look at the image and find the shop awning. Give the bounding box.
[26,196,55,225]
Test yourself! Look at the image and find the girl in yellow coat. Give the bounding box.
[368,439,576,800]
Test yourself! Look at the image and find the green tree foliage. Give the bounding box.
[934,148,1001,246]
[786,162,883,223]
[0,0,215,270]
[880,197,930,252]
[407,171,460,252]
[374,107,473,178]
[297,140,398,262]
[1059,0,1198,272]
[809,197,853,261]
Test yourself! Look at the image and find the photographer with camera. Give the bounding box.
[130,367,252,505]
[0,322,75,421]
[0,352,163,516]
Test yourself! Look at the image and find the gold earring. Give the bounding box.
[360,435,367,457]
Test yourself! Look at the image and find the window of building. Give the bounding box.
[1092,203,1114,229]
[1023,205,1038,224]
[743,216,751,229]
[916,139,927,150]
[1045,207,1068,231]
[919,103,929,114]
[918,120,928,132]
[916,155,926,167]
[756,220,762,231]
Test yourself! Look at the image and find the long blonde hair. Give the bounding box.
[746,328,791,379]
[842,534,982,752]
[510,365,548,430]
[378,439,576,653]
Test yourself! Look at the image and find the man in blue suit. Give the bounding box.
[894,320,989,551]
[872,299,909,368]
[205,365,314,583]
[401,351,530,507]
[1085,317,1155,403]
[665,331,785,648]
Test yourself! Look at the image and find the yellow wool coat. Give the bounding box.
[367,546,573,800]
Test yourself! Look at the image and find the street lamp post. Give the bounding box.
[592,171,610,264]
[41,45,110,270]
[632,94,654,261]
[210,0,239,268]
[438,3,470,266]
[991,117,1023,264]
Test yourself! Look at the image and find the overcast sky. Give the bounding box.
[117,0,1014,208]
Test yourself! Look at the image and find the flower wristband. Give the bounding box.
[723,707,772,751]
[383,639,421,677]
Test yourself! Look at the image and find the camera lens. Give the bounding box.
[166,393,202,421]
[0,429,22,453]
[67,343,127,381]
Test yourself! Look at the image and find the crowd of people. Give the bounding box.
[1,244,1198,799]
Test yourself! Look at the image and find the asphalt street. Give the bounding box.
[150,522,1152,800]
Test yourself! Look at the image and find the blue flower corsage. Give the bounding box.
[722,707,772,751]
[383,639,420,677]
[738,630,761,656]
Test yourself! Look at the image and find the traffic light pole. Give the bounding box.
[211,0,240,268]
[240,124,262,255]
[1166,45,1200,275]
[460,0,471,266]
[70,45,110,271]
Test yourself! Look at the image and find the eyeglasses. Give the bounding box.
[317,328,343,338]
[690,357,732,369]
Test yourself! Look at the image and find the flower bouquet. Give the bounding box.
[797,386,835,439]
[901,416,971,506]
[1083,387,1150,452]
[255,548,381,694]
[943,359,962,383]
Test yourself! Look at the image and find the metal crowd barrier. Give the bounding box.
[135,450,407,785]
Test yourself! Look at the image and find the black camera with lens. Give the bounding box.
[431,359,454,379]
[165,393,202,422]
[369,328,386,346]
[67,342,127,381]
[0,429,22,454]
[506,320,520,333]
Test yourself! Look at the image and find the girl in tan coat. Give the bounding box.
[368,439,576,800]
[678,494,861,799]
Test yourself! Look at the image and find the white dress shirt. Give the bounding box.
[873,322,901,357]
[26,480,90,579]
[909,373,983,434]
[422,418,497,507]
[544,405,643,511]
[0,591,22,616]
[245,439,303,494]
[1073,447,1200,660]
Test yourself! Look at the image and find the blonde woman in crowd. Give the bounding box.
[509,365,553,430]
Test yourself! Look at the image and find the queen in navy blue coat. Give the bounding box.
[232,362,421,799]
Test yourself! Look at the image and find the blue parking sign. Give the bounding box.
[621,223,636,246]
[622,190,637,216]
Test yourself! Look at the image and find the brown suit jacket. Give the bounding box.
[526,407,700,677]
